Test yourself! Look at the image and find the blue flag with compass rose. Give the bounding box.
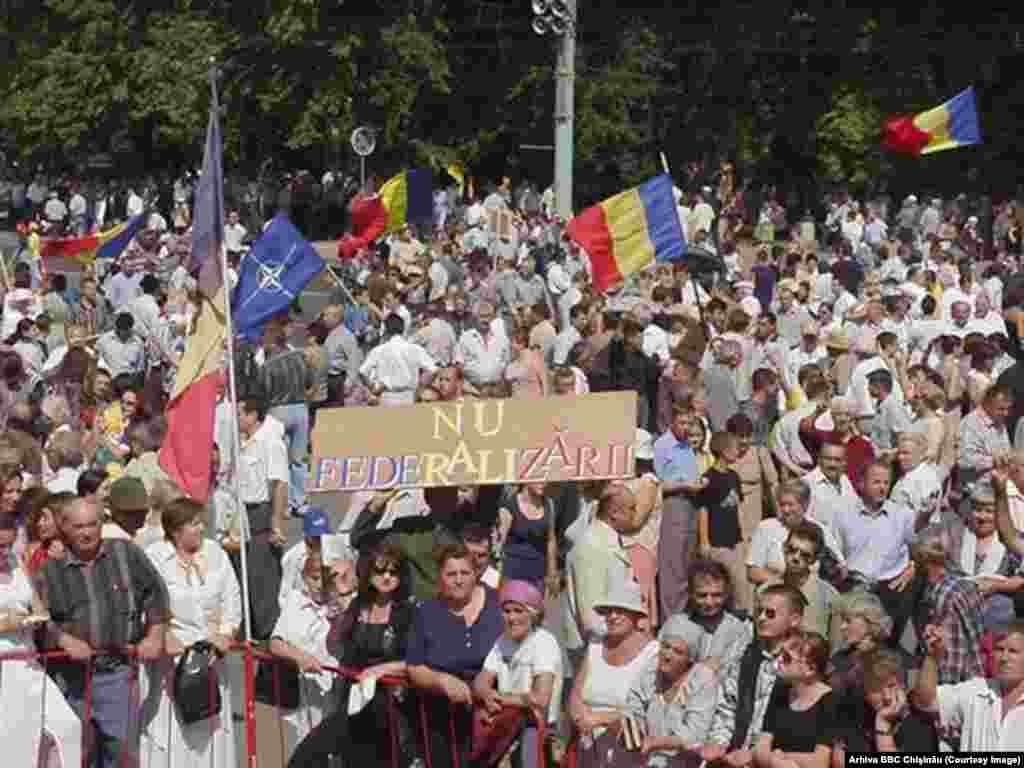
[232,213,325,340]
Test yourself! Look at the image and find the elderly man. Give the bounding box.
[564,485,636,668]
[454,300,510,389]
[321,304,363,405]
[656,400,704,619]
[39,497,169,768]
[959,382,1013,490]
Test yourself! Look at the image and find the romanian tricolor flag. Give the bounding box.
[159,90,226,503]
[337,168,433,259]
[566,174,686,293]
[882,87,982,157]
[39,213,148,265]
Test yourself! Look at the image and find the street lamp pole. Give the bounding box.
[553,0,576,220]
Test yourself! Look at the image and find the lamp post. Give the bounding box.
[532,0,576,220]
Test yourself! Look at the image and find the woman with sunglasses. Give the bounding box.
[286,542,417,768]
[569,581,659,768]
[753,630,837,768]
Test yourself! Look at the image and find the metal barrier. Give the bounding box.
[0,644,548,768]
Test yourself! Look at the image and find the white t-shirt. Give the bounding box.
[483,627,564,724]
[890,462,943,528]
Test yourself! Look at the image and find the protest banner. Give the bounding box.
[310,391,638,492]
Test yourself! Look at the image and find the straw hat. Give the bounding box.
[594,581,648,617]
[825,329,850,352]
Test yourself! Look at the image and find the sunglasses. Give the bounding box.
[373,563,400,576]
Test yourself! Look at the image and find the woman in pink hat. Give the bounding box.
[472,580,562,768]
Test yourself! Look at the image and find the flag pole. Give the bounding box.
[207,57,253,648]
[207,57,258,768]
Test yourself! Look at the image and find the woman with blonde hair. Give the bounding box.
[828,591,916,727]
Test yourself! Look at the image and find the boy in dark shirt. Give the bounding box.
[692,431,745,591]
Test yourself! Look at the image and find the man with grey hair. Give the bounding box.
[704,339,742,432]
[454,299,510,388]
[564,485,636,669]
[39,496,169,768]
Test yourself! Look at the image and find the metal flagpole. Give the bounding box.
[208,57,258,768]
[208,57,253,647]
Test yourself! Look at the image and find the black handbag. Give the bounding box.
[173,641,223,725]
[254,657,302,710]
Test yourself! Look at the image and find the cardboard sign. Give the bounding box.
[310,392,638,492]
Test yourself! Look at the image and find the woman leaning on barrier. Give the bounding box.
[285,542,417,768]
[139,497,242,768]
[0,510,82,768]
[406,543,504,768]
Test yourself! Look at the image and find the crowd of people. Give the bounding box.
[1,167,1024,768]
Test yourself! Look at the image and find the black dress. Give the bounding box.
[288,596,417,768]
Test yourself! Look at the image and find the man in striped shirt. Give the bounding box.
[39,497,169,768]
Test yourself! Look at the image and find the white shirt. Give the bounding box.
[848,356,905,418]
[455,326,511,386]
[803,467,856,541]
[238,423,289,504]
[890,462,943,527]
[547,262,571,296]
[359,335,438,392]
[642,324,671,364]
[225,222,248,252]
[145,538,242,647]
[127,293,161,337]
[770,402,818,475]
[126,192,144,217]
[46,467,81,494]
[483,628,564,724]
[937,677,1024,752]
[278,536,350,608]
[747,518,843,574]
[272,587,336,697]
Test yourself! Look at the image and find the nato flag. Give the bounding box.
[232,213,325,339]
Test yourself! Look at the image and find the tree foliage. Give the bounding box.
[2,0,1023,203]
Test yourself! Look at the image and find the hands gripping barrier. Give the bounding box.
[0,644,548,768]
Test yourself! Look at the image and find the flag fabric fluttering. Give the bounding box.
[882,86,982,157]
[39,213,149,265]
[337,168,433,259]
[233,213,325,340]
[447,162,466,196]
[566,174,686,293]
[159,94,227,503]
